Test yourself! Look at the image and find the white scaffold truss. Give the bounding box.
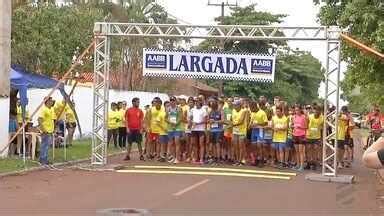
[92,22,348,181]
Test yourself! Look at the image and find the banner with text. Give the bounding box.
[143,49,276,82]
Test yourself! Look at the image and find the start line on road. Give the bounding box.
[115,165,297,180]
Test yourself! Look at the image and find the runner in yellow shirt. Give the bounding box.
[232,100,247,165]
[272,106,288,168]
[306,105,323,170]
[108,103,120,148]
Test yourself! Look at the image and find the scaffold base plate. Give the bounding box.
[305,173,355,184]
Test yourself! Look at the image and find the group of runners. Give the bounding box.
[109,95,356,171]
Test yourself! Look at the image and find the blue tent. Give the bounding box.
[10,65,68,109]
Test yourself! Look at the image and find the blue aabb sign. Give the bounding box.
[145,54,167,68]
[142,49,276,82]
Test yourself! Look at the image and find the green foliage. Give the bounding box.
[199,4,323,105]
[12,3,104,75]
[315,0,384,112]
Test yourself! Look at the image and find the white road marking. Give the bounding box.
[173,179,210,196]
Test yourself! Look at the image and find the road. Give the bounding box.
[0,130,383,216]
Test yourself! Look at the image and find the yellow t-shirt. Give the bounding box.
[108,110,121,129]
[180,105,189,131]
[337,114,348,140]
[66,106,76,123]
[39,105,55,133]
[307,114,324,140]
[54,101,67,120]
[150,107,164,134]
[251,109,268,126]
[232,109,246,135]
[16,105,30,123]
[272,115,288,143]
[118,109,126,128]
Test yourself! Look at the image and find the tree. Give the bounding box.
[198,4,323,104]
[11,3,104,75]
[315,0,384,111]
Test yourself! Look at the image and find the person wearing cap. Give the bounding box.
[189,97,208,164]
[231,100,247,165]
[223,98,233,162]
[38,97,56,165]
[250,101,268,167]
[335,105,351,169]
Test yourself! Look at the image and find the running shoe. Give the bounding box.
[297,166,304,172]
[139,155,145,161]
[158,157,166,162]
[167,156,174,163]
[173,159,180,164]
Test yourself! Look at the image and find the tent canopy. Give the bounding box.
[10,65,67,108]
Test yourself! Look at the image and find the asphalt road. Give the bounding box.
[0,131,383,216]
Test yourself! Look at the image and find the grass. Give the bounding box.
[0,139,125,174]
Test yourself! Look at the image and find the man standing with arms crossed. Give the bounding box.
[124,98,144,161]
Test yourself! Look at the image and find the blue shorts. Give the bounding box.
[168,131,182,139]
[272,142,287,151]
[159,135,168,144]
[251,128,264,144]
[286,138,293,148]
[210,131,223,144]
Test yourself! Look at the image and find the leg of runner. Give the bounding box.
[191,132,198,163]
[199,132,205,164]
[298,138,306,171]
[174,133,181,163]
[239,135,246,165]
[337,140,345,168]
[294,138,300,170]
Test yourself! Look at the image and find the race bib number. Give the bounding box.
[310,128,318,133]
[233,127,240,134]
[170,116,177,124]
[211,122,218,128]
[226,114,232,121]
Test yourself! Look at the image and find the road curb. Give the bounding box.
[0,151,126,178]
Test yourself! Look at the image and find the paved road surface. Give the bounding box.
[0,131,383,216]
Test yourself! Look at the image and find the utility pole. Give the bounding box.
[0,0,11,157]
[207,0,238,96]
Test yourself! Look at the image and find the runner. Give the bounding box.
[232,100,247,165]
[184,97,195,162]
[223,98,234,163]
[208,99,224,164]
[249,101,266,166]
[292,104,307,171]
[286,106,295,168]
[107,102,120,148]
[336,106,350,169]
[189,98,208,164]
[178,97,189,161]
[272,106,288,169]
[146,98,164,160]
[124,97,144,161]
[306,105,323,170]
[166,96,183,164]
[117,101,127,148]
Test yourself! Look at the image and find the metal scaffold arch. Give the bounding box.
[92,23,352,182]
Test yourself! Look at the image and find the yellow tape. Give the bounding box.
[133,165,297,176]
[116,169,291,180]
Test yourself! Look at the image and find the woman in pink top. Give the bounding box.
[292,105,308,171]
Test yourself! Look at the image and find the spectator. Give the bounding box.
[38,97,55,166]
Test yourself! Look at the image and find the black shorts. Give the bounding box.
[192,131,205,138]
[377,148,384,165]
[128,130,142,144]
[332,139,345,150]
[344,137,354,148]
[247,129,252,140]
[293,136,306,145]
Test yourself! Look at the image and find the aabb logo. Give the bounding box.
[145,54,167,69]
[251,58,273,74]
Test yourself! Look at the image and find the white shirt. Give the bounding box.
[190,107,208,131]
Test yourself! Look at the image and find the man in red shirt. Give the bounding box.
[366,105,384,141]
[124,97,144,161]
